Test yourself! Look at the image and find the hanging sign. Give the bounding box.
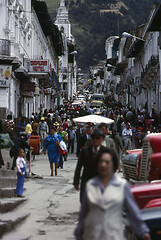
[0,65,12,87]
[29,60,49,73]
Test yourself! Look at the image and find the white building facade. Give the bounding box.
[114,3,161,116]
[104,36,120,99]
[55,0,77,102]
[0,0,63,119]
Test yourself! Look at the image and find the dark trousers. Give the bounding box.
[0,149,4,167]
[68,139,74,153]
[58,154,65,168]
[11,155,17,170]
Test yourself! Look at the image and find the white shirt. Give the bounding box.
[92,146,101,153]
[122,128,132,137]
[86,134,90,140]
[16,157,26,175]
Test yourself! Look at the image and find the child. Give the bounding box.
[15,148,26,198]
[58,140,67,169]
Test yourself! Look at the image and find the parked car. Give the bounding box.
[141,207,161,240]
[122,133,161,182]
[131,182,161,209]
[90,100,104,108]
[125,206,161,240]
[90,93,104,102]
[125,182,161,240]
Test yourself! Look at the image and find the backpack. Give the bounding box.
[0,133,13,149]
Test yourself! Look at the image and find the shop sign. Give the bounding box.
[23,92,34,98]
[29,60,49,73]
[34,87,40,95]
[44,88,52,95]
[0,65,12,88]
[23,82,35,92]
[25,98,34,104]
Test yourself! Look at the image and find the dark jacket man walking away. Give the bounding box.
[73,129,105,203]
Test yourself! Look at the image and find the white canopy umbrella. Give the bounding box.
[73,114,114,125]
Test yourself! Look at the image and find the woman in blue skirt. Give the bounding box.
[16,148,26,197]
[44,127,61,176]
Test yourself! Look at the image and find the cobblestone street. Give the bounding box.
[2,153,79,240]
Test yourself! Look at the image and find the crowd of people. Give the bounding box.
[0,98,160,174]
[0,98,154,240]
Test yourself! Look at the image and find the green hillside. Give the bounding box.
[45,0,161,69]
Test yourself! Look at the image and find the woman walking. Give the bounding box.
[44,127,60,176]
[75,148,150,240]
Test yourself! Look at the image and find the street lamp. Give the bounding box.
[107,64,116,68]
[122,32,145,41]
[69,51,78,55]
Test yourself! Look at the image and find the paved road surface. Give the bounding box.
[3,153,80,240]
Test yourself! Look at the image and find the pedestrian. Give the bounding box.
[73,129,105,203]
[44,127,61,176]
[31,119,39,135]
[58,140,67,169]
[17,117,26,136]
[0,118,4,168]
[76,125,92,157]
[68,126,76,153]
[57,124,68,161]
[110,129,123,157]
[37,117,49,148]
[47,114,53,128]
[10,134,32,170]
[25,119,32,139]
[122,123,133,151]
[98,123,115,150]
[57,124,68,143]
[74,148,150,240]
[15,148,26,198]
[4,115,15,141]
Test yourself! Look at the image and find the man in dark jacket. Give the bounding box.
[76,125,92,157]
[73,129,105,203]
[10,134,32,170]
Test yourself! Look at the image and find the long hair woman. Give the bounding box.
[75,148,150,240]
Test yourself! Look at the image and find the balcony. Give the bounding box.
[0,39,11,56]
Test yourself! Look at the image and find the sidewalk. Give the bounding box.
[2,153,80,240]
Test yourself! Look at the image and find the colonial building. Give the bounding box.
[0,0,63,119]
[55,0,77,102]
[104,36,120,100]
[114,3,161,116]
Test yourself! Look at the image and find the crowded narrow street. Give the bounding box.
[1,0,161,239]
[1,153,79,240]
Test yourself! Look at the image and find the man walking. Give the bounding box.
[37,117,49,148]
[122,123,133,151]
[73,129,105,203]
[68,126,76,154]
[76,125,92,157]
[98,123,115,150]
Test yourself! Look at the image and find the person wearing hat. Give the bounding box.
[54,122,59,130]
[73,128,105,203]
[37,117,49,148]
